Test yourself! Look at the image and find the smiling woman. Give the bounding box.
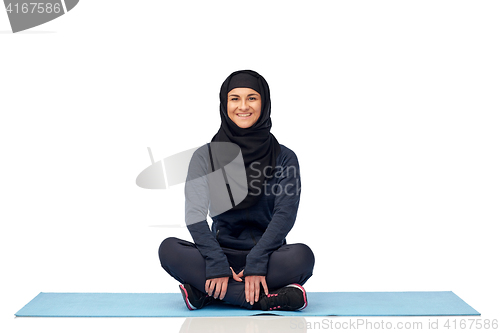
[158,70,315,312]
[227,88,262,128]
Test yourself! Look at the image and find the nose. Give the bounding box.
[238,100,250,111]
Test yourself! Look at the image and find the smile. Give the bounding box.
[237,113,252,117]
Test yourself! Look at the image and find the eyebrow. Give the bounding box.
[228,93,259,97]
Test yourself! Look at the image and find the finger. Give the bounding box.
[249,278,255,305]
[254,280,260,303]
[262,278,269,296]
[214,280,222,299]
[220,279,228,300]
[207,280,214,296]
[231,267,242,282]
[238,269,244,278]
[245,278,249,303]
[205,280,210,293]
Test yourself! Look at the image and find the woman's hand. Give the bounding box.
[244,274,269,306]
[229,268,269,305]
[205,276,229,300]
[230,267,244,282]
[229,267,269,305]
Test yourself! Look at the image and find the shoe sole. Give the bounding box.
[286,283,308,310]
[179,284,197,310]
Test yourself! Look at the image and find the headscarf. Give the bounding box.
[211,70,281,210]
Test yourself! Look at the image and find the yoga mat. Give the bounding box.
[15,291,480,317]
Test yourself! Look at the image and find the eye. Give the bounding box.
[230,97,239,101]
[249,97,257,101]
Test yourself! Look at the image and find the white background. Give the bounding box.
[1,1,499,332]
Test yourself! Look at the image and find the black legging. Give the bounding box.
[158,237,315,309]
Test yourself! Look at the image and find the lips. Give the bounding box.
[237,113,252,117]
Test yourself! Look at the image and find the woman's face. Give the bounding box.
[227,88,262,128]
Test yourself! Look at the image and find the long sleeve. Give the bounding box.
[185,145,232,279]
[243,149,301,276]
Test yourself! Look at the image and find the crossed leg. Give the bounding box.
[158,237,315,309]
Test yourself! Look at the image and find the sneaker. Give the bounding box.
[179,284,214,310]
[258,283,308,311]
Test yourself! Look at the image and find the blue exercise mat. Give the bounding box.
[15,291,479,317]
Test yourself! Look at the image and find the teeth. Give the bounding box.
[238,113,251,117]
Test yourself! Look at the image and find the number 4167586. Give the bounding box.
[444,318,498,330]
[5,2,62,14]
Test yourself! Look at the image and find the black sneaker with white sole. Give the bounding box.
[179,284,214,310]
[258,283,308,311]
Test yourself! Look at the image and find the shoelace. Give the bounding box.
[263,292,287,310]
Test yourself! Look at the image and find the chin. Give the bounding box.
[232,117,256,128]
[236,123,252,129]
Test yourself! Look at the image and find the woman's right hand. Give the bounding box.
[205,277,229,300]
[205,267,243,299]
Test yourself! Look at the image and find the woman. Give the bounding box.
[159,70,314,311]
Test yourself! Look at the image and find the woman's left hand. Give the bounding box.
[244,273,269,306]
